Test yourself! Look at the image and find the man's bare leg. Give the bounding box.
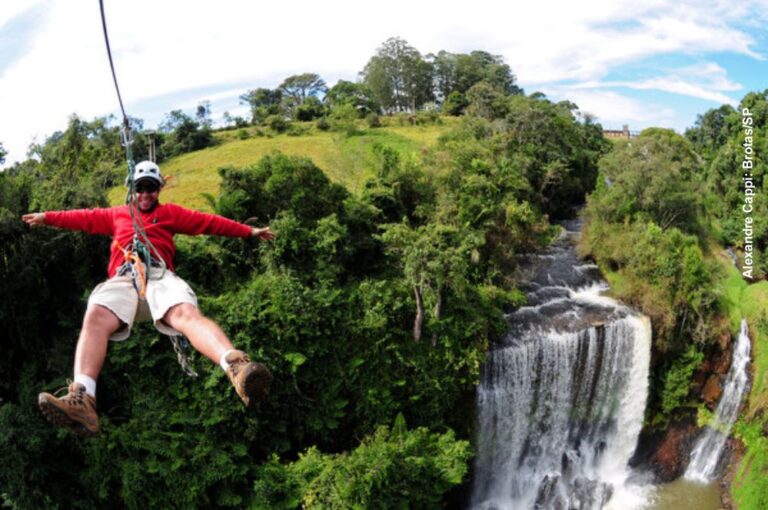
[74,304,122,380]
[163,303,271,405]
[162,303,233,364]
[38,304,120,436]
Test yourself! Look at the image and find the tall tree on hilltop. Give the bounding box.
[279,73,327,106]
[362,37,434,113]
[430,50,521,97]
[0,142,6,165]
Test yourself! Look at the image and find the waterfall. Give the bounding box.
[685,319,752,482]
[471,224,652,510]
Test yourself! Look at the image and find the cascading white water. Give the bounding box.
[471,223,652,510]
[685,319,751,482]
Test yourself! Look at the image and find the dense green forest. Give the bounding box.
[1,36,767,509]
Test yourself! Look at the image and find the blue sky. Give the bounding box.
[1,0,767,166]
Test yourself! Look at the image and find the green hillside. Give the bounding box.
[716,251,768,508]
[109,120,456,210]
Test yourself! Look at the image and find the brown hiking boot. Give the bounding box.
[225,350,272,406]
[38,382,99,437]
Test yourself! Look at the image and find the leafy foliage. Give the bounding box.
[251,422,471,509]
[158,109,217,158]
[362,37,435,113]
[660,344,704,415]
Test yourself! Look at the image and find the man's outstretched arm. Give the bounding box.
[22,209,115,235]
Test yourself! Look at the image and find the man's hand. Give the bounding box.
[251,226,276,241]
[22,212,46,227]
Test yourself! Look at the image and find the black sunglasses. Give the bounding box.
[135,182,160,193]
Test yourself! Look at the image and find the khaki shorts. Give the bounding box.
[87,268,198,341]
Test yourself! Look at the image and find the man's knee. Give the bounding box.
[163,302,202,327]
[84,305,122,333]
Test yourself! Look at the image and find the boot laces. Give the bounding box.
[228,353,251,378]
[52,380,86,406]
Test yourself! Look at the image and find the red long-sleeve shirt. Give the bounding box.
[45,203,252,277]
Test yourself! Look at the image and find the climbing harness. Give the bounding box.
[99,0,196,377]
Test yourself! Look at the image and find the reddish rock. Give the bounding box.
[713,350,732,375]
[717,330,730,350]
[648,421,697,481]
[702,375,723,408]
[691,369,708,395]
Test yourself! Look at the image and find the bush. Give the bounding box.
[415,109,441,125]
[266,115,291,133]
[329,104,360,136]
[287,124,310,137]
[251,422,471,509]
[366,113,381,128]
[660,344,704,415]
[442,91,468,116]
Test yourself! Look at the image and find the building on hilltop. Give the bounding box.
[603,124,639,139]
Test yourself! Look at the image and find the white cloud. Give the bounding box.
[0,0,43,28]
[1,0,767,165]
[570,62,742,105]
[542,87,678,130]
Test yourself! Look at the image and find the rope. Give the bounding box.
[98,0,129,129]
[98,0,194,377]
[170,336,199,378]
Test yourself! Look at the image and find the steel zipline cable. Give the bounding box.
[98,0,129,129]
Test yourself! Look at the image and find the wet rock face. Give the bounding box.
[631,417,698,483]
[712,350,733,375]
[692,335,736,409]
[652,422,697,481]
[702,375,723,408]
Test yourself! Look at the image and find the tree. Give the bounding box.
[294,96,326,121]
[588,128,705,234]
[361,37,434,113]
[0,142,6,165]
[465,81,507,119]
[429,50,522,102]
[685,104,737,160]
[158,110,215,158]
[239,88,284,124]
[441,91,468,116]
[380,222,476,343]
[458,51,521,96]
[279,73,327,106]
[325,80,379,117]
[196,100,213,128]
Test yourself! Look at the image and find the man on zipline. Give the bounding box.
[22,160,275,437]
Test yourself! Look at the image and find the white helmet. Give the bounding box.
[129,160,164,187]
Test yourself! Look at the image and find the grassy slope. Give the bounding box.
[716,251,768,509]
[109,121,454,211]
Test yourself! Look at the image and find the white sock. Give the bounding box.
[74,374,97,398]
[219,349,236,371]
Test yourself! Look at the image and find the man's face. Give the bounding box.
[134,179,160,212]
